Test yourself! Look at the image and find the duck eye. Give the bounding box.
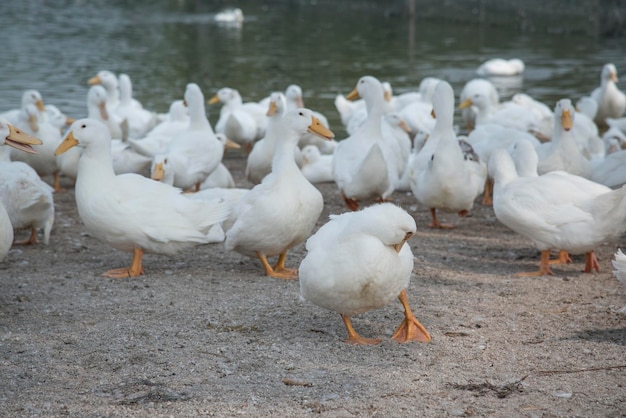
[298,111,304,116]
[81,124,86,128]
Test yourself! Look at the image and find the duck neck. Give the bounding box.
[189,102,212,130]
[79,141,116,180]
[271,129,299,174]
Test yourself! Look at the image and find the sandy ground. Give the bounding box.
[1,152,625,417]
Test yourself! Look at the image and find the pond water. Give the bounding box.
[0,1,623,136]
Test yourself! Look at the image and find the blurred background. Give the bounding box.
[0,0,623,135]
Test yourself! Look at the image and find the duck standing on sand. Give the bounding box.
[299,203,431,345]
[225,109,334,279]
[55,119,231,278]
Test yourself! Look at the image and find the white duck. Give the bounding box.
[300,145,333,183]
[332,75,395,211]
[55,118,231,278]
[459,78,499,131]
[161,83,225,191]
[116,73,158,138]
[459,90,540,132]
[0,119,44,253]
[210,87,266,151]
[0,89,46,126]
[476,58,525,76]
[590,63,626,127]
[214,8,244,24]
[10,103,64,190]
[299,203,431,345]
[87,85,126,140]
[88,70,121,109]
[536,99,592,179]
[225,108,334,279]
[409,81,486,228]
[0,119,53,245]
[245,92,288,185]
[489,146,626,276]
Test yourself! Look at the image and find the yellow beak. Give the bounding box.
[392,232,414,253]
[224,138,241,150]
[346,88,360,101]
[384,90,392,102]
[458,98,473,109]
[4,124,42,154]
[399,120,411,133]
[88,75,101,85]
[267,101,277,117]
[35,99,45,112]
[561,109,573,131]
[208,95,220,105]
[308,116,334,140]
[55,131,79,155]
[151,162,165,181]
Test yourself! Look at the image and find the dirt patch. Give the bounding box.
[1,152,624,417]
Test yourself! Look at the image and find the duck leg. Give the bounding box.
[583,251,600,273]
[341,191,359,211]
[482,178,493,206]
[516,250,554,277]
[391,290,431,343]
[256,251,298,280]
[102,247,145,278]
[13,227,38,245]
[340,314,381,345]
[272,251,299,277]
[53,171,66,192]
[549,250,572,265]
[429,208,454,229]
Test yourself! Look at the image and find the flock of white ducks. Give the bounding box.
[1,60,626,344]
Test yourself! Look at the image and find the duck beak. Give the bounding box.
[561,109,573,131]
[458,98,473,109]
[35,99,46,112]
[384,90,392,102]
[308,116,334,140]
[65,117,76,125]
[296,96,304,108]
[151,162,165,181]
[88,75,101,85]
[392,232,414,253]
[4,124,42,154]
[55,131,79,155]
[346,87,360,101]
[399,120,411,133]
[610,71,619,83]
[208,95,220,105]
[267,101,277,116]
[224,138,241,150]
